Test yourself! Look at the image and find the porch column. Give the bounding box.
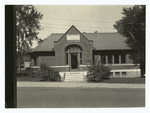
[106,55,108,64]
[67,52,69,65]
[119,54,121,64]
[68,53,71,70]
[78,52,80,67]
[99,55,101,65]
[112,54,114,64]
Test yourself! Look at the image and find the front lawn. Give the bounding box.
[17,73,40,82]
[100,77,145,84]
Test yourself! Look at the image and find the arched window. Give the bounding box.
[65,44,82,52]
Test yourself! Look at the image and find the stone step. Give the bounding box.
[65,78,83,80]
[65,77,83,79]
[65,74,83,77]
[64,72,84,81]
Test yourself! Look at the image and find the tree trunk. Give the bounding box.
[18,56,21,73]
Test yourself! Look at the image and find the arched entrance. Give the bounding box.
[65,44,82,71]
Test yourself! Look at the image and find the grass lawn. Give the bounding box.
[100,77,145,84]
[17,73,40,82]
[17,72,145,84]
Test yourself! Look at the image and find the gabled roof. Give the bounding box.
[32,33,63,52]
[83,33,130,50]
[32,26,130,52]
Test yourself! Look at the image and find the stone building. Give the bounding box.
[30,25,140,77]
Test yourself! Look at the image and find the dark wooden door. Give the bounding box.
[71,53,77,69]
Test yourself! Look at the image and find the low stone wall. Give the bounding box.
[78,65,88,71]
[51,66,70,72]
[30,66,70,72]
[111,69,141,77]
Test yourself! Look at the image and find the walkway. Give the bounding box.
[17,81,145,89]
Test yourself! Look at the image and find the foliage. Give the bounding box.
[26,64,61,81]
[16,5,43,71]
[113,5,145,77]
[37,38,44,44]
[86,60,111,82]
[39,64,61,81]
[26,67,37,77]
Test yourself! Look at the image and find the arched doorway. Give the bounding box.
[65,44,82,71]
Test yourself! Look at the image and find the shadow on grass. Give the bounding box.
[86,77,145,84]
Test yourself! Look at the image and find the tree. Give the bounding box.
[16,5,43,71]
[37,38,44,44]
[113,5,145,77]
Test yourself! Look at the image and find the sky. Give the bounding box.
[32,5,133,48]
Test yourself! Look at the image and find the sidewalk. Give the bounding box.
[17,81,145,89]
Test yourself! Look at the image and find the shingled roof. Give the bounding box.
[32,32,130,52]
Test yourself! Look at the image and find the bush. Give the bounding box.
[86,60,111,82]
[38,64,61,81]
[26,67,37,77]
[26,64,61,81]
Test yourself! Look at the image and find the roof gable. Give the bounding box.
[55,25,91,42]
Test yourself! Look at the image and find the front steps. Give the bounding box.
[64,72,84,82]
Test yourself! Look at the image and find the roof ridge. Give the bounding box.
[51,33,64,35]
[83,32,118,34]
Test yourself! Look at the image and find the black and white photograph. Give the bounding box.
[4,1,148,111]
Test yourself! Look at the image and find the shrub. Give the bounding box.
[38,64,61,81]
[26,67,37,77]
[86,60,111,82]
[26,64,61,81]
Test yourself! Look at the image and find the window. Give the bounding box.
[80,52,82,58]
[114,54,119,63]
[121,54,126,63]
[115,72,120,76]
[101,55,106,64]
[108,55,112,64]
[122,72,127,76]
[80,60,82,64]
[34,58,37,66]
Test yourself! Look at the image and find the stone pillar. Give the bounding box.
[119,54,121,64]
[106,55,108,64]
[97,55,100,63]
[112,54,114,64]
[68,53,71,70]
[67,52,69,65]
[99,55,101,65]
[78,52,80,66]
[94,55,100,66]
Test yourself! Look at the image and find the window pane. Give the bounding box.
[114,54,119,63]
[115,72,120,76]
[122,72,127,76]
[121,54,126,63]
[101,55,106,64]
[80,52,82,58]
[108,55,112,64]
[34,58,37,66]
[80,60,82,64]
